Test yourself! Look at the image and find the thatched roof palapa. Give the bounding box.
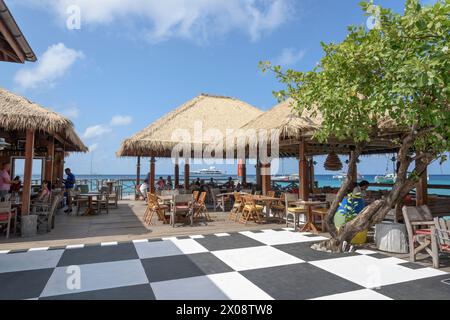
[118,94,263,157]
[0,88,87,152]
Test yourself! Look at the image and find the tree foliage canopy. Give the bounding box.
[261,0,449,159]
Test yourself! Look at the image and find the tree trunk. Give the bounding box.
[314,131,434,253]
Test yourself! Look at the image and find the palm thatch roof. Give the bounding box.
[227,98,400,157]
[118,94,263,157]
[0,88,87,152]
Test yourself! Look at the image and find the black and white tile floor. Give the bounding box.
[1,228,449,300]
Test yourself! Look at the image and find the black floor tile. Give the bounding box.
[186,253,234,275]
[398,262,428,270]
[141,255,206,282]
[0,269,54,300]
[57,243,139,266]
[40,284,156,300]
[369,253,391,259]
[273,242,357,262]
[375,274,450,300]
[195,233,265,251]
[241,263,363,300]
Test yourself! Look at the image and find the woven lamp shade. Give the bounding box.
[324,151,343,171]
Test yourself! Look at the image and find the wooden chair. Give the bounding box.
[0,200,17,238]
[402,205,435,262]
[35,193,62,232]
[431,217,450,268]
[171,194,194,227]
[285,193,306,230]
[311,194,335,232]
[267,191,276,198]
[107,186,119,209]
[270,193,286,222]
[93,187,110,214]
[145,193,170,225]
[193,192,208,225]
[229,192,243,222]
[239,195,264,225]
[193,190,200,203]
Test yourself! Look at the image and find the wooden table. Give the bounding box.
[295,200,329,233]
[78,193,102,216]
[253,195,281,220]
[216,192,250,212]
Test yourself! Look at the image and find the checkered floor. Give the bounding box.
[1,228,450,300]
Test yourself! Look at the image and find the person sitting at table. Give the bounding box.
[10,176,21,194]
[166,176,173,190]
[208,178,216,187]
[33,180,52,202]
[333,191,367,244]
[223,177,235,189]
[157,177,165,191]
[353,180,370,199]
[235,182,242,192]
[139,179,149,201]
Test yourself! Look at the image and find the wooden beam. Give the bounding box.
[349,152,358,185]
[21,129,34,215]
[135,156,141,200]
[261,163,271,195]
[45,137,54,183]
[299,139,309,200]
[184,161,190,190]
[150,157,156,194]
[416,159,428,206]
[0,18,25,63]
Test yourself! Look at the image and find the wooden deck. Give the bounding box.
[0,200,285,251]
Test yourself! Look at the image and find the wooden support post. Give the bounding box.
[299,139,309,200]
[350,152,358,186]
[416,159,428,206]
[135,156,141,200]
[150,157,156,194]
[22,129,35,216]
[174,158,180,189]
[256,153,262,191]
[184,161,190,190]
[242,162,247,186]
[45,137,54,184]
[261,163,271,195]
[309,158,315,192]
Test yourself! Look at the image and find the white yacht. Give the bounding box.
[191,166,223,175]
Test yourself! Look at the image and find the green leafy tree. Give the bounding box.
[261,0,450,251]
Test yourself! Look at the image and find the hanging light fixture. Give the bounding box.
[324,151,343,171]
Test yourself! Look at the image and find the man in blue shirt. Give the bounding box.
[63,168,76,213]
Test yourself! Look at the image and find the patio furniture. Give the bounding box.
[193,190,200,203]
[270,193,286,222]
[285,193,305,230]
[229,192,243,222]
[431,217,450,268]
[36,193,62,233]
[0,200,17,238]
[78,192,102,216]
[239,195,265,225]
[297,200,328,233]
[107,186,119,209]
[75,185,90,215]
[171,194,194,227]
[93,187,110,214]
[402,205,435,262]
[310,194,335,232]
[213,189,233,212]
[193,192,208,225]
[145,193,170,225]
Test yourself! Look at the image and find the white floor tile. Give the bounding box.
[134,240,183,259]
[0,250,10,254]
[40,259,148,298]
[310,255,447,288]
[240,230,328,246]
[151,275,229,300]
[132,239,148,243]
[355,249,378,255]
[311,289,392,300]
[66,244,84,249]
[215,233,230,237]
[28,247,50,252]
[169,238,208,255]
[208,272,274,300]
[101,242,118,246]
[0,250,64,273]
[212,246,303,271]
[189,235,205,239]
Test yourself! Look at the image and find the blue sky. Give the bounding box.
[1,0,448,176]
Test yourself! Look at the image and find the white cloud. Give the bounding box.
[274,48,306,67]
[83,125,112,139]
[88,143,99,152]
[16,0,294,43]
[111,115,133,126]
[14,43,84,89]
[60,106,80,119]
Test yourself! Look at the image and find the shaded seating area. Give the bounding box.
[0,87,87,238]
